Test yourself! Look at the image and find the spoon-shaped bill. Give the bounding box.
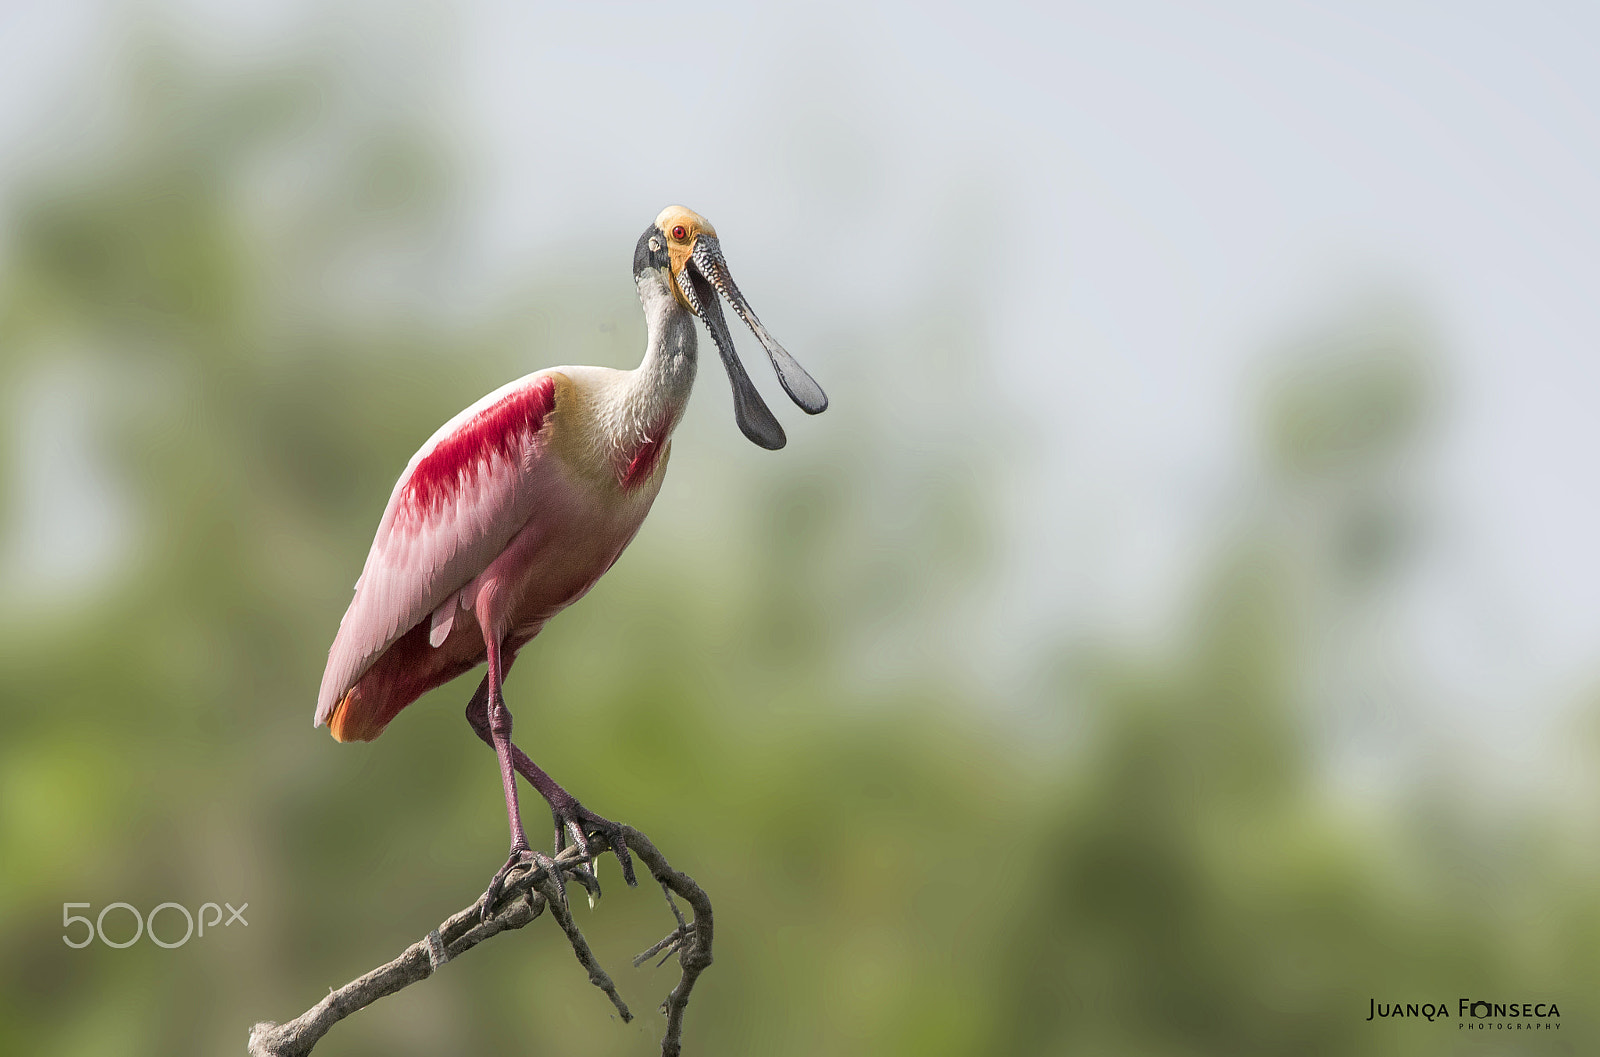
[678,266,787,449]
[692,236,828,415]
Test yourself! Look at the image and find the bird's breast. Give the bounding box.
[457,442,666,638]
[544,367,681,495]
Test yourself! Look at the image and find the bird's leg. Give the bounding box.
[477,637,566,921]
[465,674,638,891]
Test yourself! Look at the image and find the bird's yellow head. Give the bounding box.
[653,205,717,311]
[633,205,827,450]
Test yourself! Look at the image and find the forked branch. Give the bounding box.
[247,826,713,1057]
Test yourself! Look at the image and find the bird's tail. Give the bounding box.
[326,688,385,743]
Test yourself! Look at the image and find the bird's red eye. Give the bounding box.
[672,225,687,240]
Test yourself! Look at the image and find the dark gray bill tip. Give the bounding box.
[733,390,787,450]
[763,335,828,415]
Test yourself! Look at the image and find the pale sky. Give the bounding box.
[4,1,1599,772]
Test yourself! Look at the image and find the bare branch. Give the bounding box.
[247,826,712,1057]
[617,827,714,1057]
[538,869,632,1021]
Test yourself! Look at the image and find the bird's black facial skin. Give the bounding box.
[632,225,670,279]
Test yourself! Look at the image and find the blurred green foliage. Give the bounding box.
[1,30,1597,1057]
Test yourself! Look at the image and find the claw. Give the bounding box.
[568,863,602,909]
[563,818,589,861]
[480,846,564,923]
[606,828,638,888]
[548,802,638,890]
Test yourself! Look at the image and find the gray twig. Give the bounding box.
[538,870,632,1021]
[247,826,711,1057]
[617,827,714,1057]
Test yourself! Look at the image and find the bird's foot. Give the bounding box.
[480,845,564,923]
[551,800,638,896]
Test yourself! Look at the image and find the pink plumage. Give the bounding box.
[313,206,826,919]
[316,368,674,742]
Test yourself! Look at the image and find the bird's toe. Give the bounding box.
[479,846,565,923]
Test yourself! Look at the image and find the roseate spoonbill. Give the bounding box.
[315,206,826,916]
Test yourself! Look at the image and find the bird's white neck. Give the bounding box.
[628,272,699,419]
[579,272,697,488]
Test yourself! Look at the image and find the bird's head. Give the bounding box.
[634,205,827,450]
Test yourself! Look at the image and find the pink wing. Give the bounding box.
[315,371,560,728]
